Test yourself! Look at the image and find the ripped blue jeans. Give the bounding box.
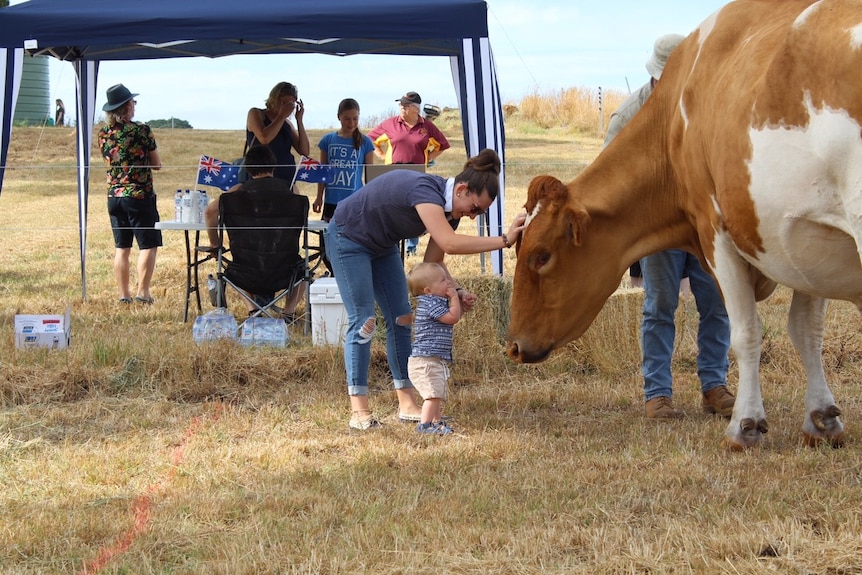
[326,222,414,396]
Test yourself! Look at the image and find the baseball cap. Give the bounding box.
[396,91,422,106]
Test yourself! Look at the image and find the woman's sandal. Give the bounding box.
[349,410,383,430]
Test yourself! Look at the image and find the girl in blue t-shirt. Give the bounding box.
[314,98,375,221]
[314,98,375,274]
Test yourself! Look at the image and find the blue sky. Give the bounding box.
[39,0,730,130]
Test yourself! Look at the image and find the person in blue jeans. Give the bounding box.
[405,236,420,257]
[326,149,526,431]
[640,251,733,418]
[604,33,735,419]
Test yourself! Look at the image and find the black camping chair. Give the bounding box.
[215,186,309,328]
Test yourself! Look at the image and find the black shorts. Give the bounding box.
[108,195,163,250]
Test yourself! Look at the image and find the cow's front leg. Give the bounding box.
[714,253,768,449]
[787,292,845,447]
[721,306,768,450]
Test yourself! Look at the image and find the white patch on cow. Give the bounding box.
[696,9,718,45]
[794,1,824,29]
[685,8,720,132]
[707,227,734,280]
[691,11,718,73]
[848,23,862,50]
[679,95,690,130]
[746,92,862,298]
[524,200,542,228]
[711,195,723,219]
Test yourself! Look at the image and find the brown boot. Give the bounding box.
[702,386,735,417]
[645,396,683,419]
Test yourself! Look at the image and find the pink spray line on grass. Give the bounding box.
[78,402,226,574]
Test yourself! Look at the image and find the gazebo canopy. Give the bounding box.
[0,0,506,297]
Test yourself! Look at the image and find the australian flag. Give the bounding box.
[293,155,333,185]
[197,155,239,191]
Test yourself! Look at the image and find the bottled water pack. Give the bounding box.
[240,317,288,347]
[192,308,238,343]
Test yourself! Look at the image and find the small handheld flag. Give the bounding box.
[197,155,239,191]
[293,155,333,185]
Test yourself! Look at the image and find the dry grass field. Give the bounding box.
[2,91,862,574]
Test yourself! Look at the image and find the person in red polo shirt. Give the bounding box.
[368,91,450,255]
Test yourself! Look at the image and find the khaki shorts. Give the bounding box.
[407,355,450,401]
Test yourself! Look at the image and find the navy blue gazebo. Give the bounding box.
[0,0,506,297]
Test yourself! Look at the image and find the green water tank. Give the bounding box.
[14,55,51,126]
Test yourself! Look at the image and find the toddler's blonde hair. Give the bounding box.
[407,262,445,297]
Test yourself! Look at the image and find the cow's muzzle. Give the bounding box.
[506,340,552,363]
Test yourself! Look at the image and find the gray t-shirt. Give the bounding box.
[332,169,456,255]
[603,80,653,147]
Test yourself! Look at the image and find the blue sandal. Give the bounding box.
[415,421,453,435]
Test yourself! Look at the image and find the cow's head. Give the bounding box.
[507,175,630,363]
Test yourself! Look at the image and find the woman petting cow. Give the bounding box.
[325,149,527,431]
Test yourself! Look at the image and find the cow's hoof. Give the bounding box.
[722,417,768,450]
[802,405,844,448]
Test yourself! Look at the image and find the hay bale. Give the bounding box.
[452,277,644,376]
[435,277,713,379]
[578,289,644,375]
[457,276,512,342]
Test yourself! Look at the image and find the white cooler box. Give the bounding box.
[309,278,348,346]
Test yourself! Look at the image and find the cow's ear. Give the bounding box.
[525,175,566,213]
[565,205,590,246]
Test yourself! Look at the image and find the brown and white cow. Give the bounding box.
[506,0,862,449]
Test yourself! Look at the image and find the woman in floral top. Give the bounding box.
[98,83,162,305]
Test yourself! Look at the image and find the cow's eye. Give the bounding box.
[534,252,551,271]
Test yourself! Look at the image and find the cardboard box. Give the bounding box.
[15,307,71,350]
[309,278,348,346]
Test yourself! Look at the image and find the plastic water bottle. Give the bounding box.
[198,191,209,224]
[207,274,218,307]
[181,189,195,223]
[174,189,183,221]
